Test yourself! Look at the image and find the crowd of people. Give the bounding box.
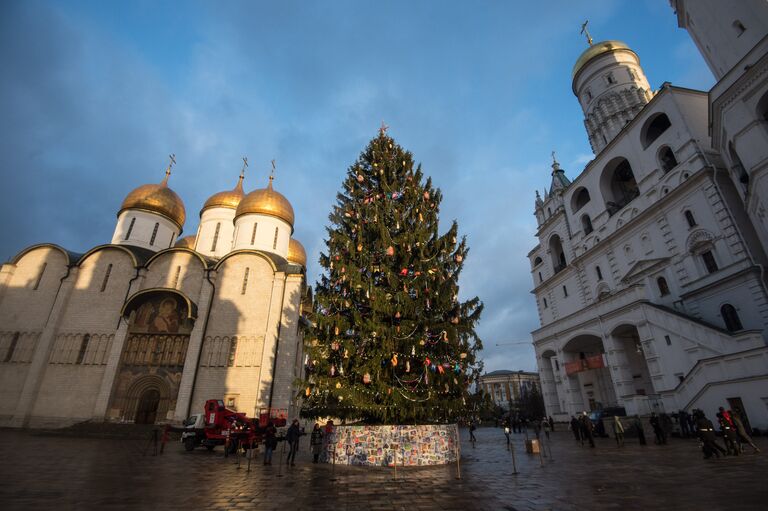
[257,418,338,466]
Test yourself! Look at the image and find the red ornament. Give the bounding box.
[386,246,395,256]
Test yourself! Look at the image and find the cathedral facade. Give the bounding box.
[529,3,768,429]
[0,166,309,428]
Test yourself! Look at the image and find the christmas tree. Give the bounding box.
[300,127,483,424]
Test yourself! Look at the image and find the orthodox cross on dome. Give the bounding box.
[551,150,561,171]
[241,156,248,178]
[162,153,176,184]
[379,121,389,136]
[269,159,276,187]
[580,20,593,46]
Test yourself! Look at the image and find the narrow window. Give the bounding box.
[554,359,560,371]
[733,20,746,37]
[125,218,136,240]
[169,232,175,248]
[150,222,159,246]
[100,264,113,292]
[563,285,568,297]
[665,335,672,346]
[721,304,743,332]
[596,266,603,281]
[227,337,238,367]
[702,250,719,274]
[211,222,221,252]
[585,89,592,102]
[684,210,696,228]
[4,332,20,362]
[172,265,181,289]
[538,271,543,283]
[581,214,593,234]
[543,298,548,309]
[657,276,670,296]
[76,334,90,365]
[241,267,250,295]
[606,72,617,85]
[273,227,279,250]
[250,223,258,245]
[659,146,678,172]
[33,262,47,290]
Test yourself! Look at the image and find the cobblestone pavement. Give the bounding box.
[0,426,766,510]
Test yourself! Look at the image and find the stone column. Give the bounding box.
[9,268,79,427]
[603,333,635,400]
[173,272,216,422]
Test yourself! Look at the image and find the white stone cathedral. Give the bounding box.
[529,2,768,430]
[0,164,309,427]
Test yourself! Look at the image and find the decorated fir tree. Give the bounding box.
[301,127,483,424]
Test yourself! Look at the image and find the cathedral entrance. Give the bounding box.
[109,289,197,423]
[562,334,618,414]
[135,389,161,424]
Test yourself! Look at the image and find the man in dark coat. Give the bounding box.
[579,412,595,448]
[285,419,303,466]
[716,411,740,456]
[570,416,581,442]
[695,410,727,459]
[650,413,666,445]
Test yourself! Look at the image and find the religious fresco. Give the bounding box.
[325,424,458,467]
[129,293,193,335]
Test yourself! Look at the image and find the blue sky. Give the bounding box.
[0,0,713,373]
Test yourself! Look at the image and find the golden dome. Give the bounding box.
[119,170,186,229]
[287,238,307,267]
[235,176,295,229]
[572,40,633,80]
[201,173,245,215]
[174,235,196,249]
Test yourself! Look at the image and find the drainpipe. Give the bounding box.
[46,263,73,327]
[185,268,217,418]
[117,267,142,329]
[267,274,288,410]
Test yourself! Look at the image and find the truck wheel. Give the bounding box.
[184,437,196,451]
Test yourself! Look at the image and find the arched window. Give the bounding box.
[273,227,279,250]
[657,277,670,296]
[721,304,743,332]
[549,234,566,273]
[659,146,678,172]
[701,250,719,274]
[572,188,591,213]
[684,210,696,228]
[241,267,250,295]
[211,222,221,252]
[547,207,552,217]
[250,223,258,245]
[149,223,159,246]
[728,142,749,185]
[100,264,113,292]
[602,157,639,215]
[227,337,238,367]
[732,20,746,37]
[4,332,20,363]
[581,214,593,235]
[542,298,548,309]
[533,257,542,266]
[595,266,603,281]
[76,334,90,365]
[125,218,136,240]
[641,113,671,148]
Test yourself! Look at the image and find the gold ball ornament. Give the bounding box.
[305,387,311,397]
[357,174,364,183]
[460,352,467,359]
[335,382,342,389]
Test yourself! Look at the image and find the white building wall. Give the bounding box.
[112,210,180,252]
[196,208,237,259]
[232,214,291,259]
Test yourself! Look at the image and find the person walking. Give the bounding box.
[650,413,666,445]
[579,412,595,448]
[548,416,555,432]
[716,410,740,456]
[263,421,278,465]
[504,424,511,448]
[730,410,760,454]
[695,410,727,459]
[632,415,646,446]
[679,410,690,438]
[323,419,336,463]
[285,419,302,466]
[570,416,581,442]
[310,423,323,463]
[469,421,477,443]
[613,416,625,447]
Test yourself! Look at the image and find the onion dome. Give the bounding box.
[174,235,196,249]
[572,40,633,80]
[235,175,295,229]
[200,172,245,215]
[119,168,186,229]
[287,238,307,267]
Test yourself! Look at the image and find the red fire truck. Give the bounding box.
[180,399,286,452]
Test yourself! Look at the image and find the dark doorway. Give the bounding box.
[135,389,161,424]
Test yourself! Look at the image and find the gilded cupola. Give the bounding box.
[287,238,307,268]
[119,167,186,229]
[235,175,295,230]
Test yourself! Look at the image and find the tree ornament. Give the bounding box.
[305,387,311,397]
[330,364,336,376]
[455,254,463,263]
[357,243,363,252]
[363,372,371,384]
[423,191,430,200]
[391,353,398,367]
[357,174,364,183]
[336,382,342,389]
[334,326,340,336]
[386,246,395,256]
[460,352,467,359]
[405,360,410,373]
[411,345,416,356]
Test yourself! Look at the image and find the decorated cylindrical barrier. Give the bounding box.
[325,424,458,466]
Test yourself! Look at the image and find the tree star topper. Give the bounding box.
[379,121,389,136]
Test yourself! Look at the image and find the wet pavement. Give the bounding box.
[0,426,766,510]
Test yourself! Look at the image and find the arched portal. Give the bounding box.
[108,289,196,423]
[135,389,161,424]
[562,334,617,413]
[609,324,655,414]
